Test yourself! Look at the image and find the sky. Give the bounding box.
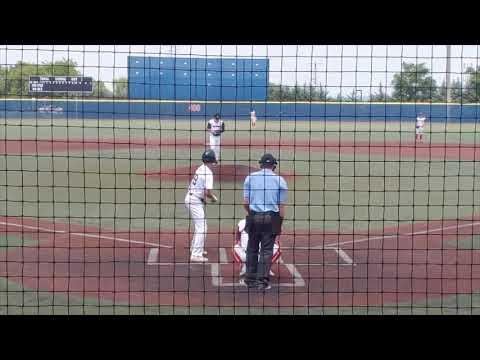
[1,45,479,98]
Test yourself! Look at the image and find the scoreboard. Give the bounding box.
[29,76,93,94]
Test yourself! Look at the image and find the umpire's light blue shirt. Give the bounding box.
[243,169,288,213]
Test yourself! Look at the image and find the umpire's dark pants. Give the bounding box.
[245,211,280,286]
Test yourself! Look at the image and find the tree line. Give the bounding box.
[2,59,480,102]
[0,59,128,98]
[268,62,480,103]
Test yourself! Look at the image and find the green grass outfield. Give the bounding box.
[2,117,480,144]
[1,118,480,314]
[1,118,479,232]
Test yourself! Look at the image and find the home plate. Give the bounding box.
[210,248,306,287]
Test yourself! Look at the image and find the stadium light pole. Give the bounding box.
[446,45,452,123]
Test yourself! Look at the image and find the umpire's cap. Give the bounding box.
[259,153,278,166]
[214,113,221,119]
[202,149,217,164]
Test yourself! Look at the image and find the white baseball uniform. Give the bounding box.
[416,115,426,135]
[207,118,224,161]
[185,164,214,257]
[250,110,257,127]
[233,219,281,264]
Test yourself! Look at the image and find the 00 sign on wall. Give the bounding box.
[188,104,201,112]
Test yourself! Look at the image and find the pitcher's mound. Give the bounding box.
[144,164,295,182]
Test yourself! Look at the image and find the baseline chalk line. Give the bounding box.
[0,220,172,249]
[313,221,480,249]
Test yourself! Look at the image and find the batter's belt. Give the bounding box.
[189,192,206,204]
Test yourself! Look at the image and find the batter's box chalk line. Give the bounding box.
[327,247,357,266]
[146,247,356,288]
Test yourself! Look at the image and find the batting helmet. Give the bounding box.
[202,149,217,164]
[259,153,278,166]
[214,113,221,120]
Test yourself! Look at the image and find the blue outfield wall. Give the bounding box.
[128,56,269,101]
[1,99,479,123]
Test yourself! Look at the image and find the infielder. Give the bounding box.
[207,113,225,162]
[184,149,218,262]
[233,218,281,277]
[415,112,427,143]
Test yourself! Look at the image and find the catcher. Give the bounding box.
[233,218,281,277]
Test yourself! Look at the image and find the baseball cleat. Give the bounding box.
[190,255,209,263]
[239,264,247,277]
[257,283,272,291]
[239,279,258,289]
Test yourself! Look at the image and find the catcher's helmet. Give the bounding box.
[259,153,278,166]
[202,149,217,164]
[214,113,221,120]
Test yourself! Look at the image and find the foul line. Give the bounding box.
[0,221,65,234]
[312,221,480,250]
[0,221,172,249]
[70,232,171,248]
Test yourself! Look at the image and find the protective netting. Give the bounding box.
[0,45,479,314]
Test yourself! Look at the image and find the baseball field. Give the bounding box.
[1,117,480,314]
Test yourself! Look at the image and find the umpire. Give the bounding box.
[243,153,288,290]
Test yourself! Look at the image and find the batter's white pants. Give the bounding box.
[185,194,207,257]
[209,135,221,161]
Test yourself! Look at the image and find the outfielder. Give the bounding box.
[415,112,427,143]
[233,218,281,277]
[184,149,218,262]
[250,109,257,127]
[207,113,225,162]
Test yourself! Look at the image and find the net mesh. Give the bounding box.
[0,45,479,315]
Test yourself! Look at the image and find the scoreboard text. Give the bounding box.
[29,76,93,93]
